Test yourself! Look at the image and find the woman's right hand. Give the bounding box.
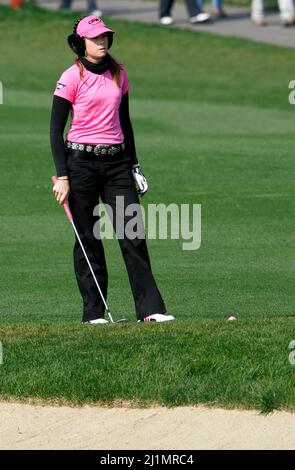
[53,178,70,204]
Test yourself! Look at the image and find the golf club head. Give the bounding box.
[115,318,128,323]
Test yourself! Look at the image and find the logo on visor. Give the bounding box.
[88,18,101,24]
[56,82,66,90]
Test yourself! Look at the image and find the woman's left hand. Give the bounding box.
[132,167,148,197]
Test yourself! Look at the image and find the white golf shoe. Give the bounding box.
[139,313,175,323]
[160,16,174,26]
[91,10,103,18]
[190,13,211,23]
[83,318,109,325]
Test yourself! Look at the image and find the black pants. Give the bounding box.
[60,0,97,11]
[159,0,201,18]
[67,151,166,322]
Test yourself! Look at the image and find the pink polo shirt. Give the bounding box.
[54,63,130,144]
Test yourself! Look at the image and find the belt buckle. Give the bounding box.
[93,144,105,157]
[94,144,107,156]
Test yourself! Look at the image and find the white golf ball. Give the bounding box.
[227,316,237,321]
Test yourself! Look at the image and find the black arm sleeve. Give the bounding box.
[119,92,139,167]
[50,95,72,177]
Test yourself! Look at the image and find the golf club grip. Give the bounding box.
[51,176,73,222]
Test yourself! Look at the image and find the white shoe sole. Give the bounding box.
[190,13,211,24]
[139,313,176,323]
[160,16,174,26]
[83,319,109,325]
[91,10,103,18]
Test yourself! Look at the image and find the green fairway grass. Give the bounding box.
[0,5,294,411]
[0,318,295,412]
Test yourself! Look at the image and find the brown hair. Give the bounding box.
[75,55,121,86]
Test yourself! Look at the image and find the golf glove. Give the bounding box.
[132,166,148,197]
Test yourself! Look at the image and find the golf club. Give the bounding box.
[52,176,127,324]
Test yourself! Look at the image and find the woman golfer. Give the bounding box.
[50,16,175,324]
